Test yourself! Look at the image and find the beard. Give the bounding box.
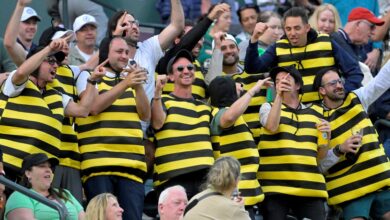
[125,35,138,47]
[327,88,345,101]
[223,54,239,66]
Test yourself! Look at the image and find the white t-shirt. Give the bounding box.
[2,70,72,109]
[76,45,94,62]
[133,35,164,102]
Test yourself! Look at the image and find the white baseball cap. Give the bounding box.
[212,33,237,51]
[51,30,74,41]
[21,7,41,22]
[73,14,98,32]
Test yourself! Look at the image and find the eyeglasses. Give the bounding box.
[44,56,59,66]
[321,79,344,87]
[358,20,375,30]
[129,19,139,27]
[176,64,194,72]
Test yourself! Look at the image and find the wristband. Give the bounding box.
[333,145,343,157]
[87,78,97,85]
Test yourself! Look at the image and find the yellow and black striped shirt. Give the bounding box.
[0,81,63,172]
[76,74,146,183]
[322,93,390,205]
[211,107,264,205]
[258,104,328,198]
[154,94,214,185]
[275,34,335,103]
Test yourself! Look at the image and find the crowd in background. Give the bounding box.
[0,0,390,219]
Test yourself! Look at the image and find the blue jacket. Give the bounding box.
[244,29,363,93]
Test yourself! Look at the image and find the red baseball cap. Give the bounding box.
[348,7,384,26]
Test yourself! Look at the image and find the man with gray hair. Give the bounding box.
[158,185,188,220]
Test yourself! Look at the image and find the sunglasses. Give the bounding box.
[44,56,59,66]
[176,64,194,72]
[322,79,344,87]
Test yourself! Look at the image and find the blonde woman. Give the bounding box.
[85,193,123,220]
[183,156,250,220]
[309,4,341,34]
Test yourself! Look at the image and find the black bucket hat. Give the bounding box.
[269,65,303,94]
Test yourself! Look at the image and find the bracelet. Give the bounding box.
[333,145,343,157]
[87,78,97,85]
[153,97,161,101]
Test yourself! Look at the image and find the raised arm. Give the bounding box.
[205,31,226,85]
[65,59,107,117]
[245,22,277,73]
[219,78,272,128]
[12,36,70,85]
[151,75,168,130]
[89,68,147,115]
[263,74,291,132]
[4,0,31,66]
[157,0,185,50]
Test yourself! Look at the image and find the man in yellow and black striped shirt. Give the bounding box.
[259,66,330,220]
[314,65,390,220]
[152,49,214,200]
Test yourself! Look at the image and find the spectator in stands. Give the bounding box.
[198,4,232,68]
[313,63,390,220]
[323,1,383,73]
[158,185,188,220]
[68,14,98,66]
[36,26,99,203]
[245,7,363,103]
[156,3,230,100]
[235,4,259,44]
[183,156,251,220]
[207,33,268,145]
[76,36,150,220]
[258,65,330,220]
[308,4,341,34]
[238,11,283,62]
[0,35,103,187]
[4,153,84,220]
[4,0,41,66]
[152,50,214,199]
[209,76,271,219]
[46,0,108,45]
[331,8,384,65]
[108,0,184,103]
[85,193,124,220]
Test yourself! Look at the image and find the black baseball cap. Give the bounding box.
[166,49,194,74]
[21,153,59,174]
[26,46,66,64]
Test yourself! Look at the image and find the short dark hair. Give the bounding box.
[283,7,309,25]
[312,67,341,91]
[237,4,260,23]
